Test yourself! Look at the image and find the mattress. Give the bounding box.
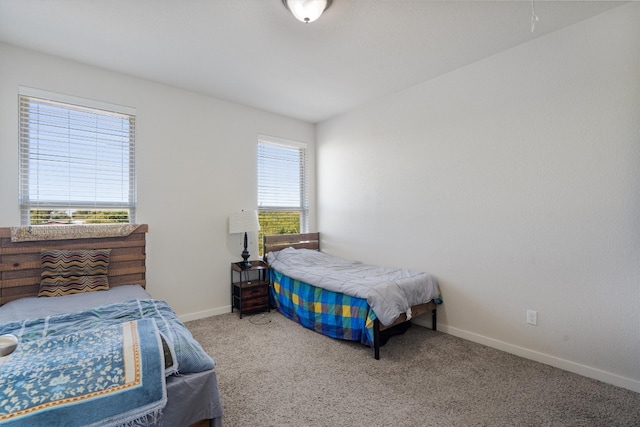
[267,247,442,326]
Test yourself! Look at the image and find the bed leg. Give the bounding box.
[373,318,380,360]
[432,309,437,331]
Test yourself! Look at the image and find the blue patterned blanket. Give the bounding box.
[0,299,215,376]
[0,318,165,426]
[0,299,215,426]
[271,269,377,347]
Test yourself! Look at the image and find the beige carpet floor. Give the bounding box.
[187,311,640,427]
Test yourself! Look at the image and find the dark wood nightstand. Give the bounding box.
[231,260,270,319]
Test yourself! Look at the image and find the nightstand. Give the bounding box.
[231,260,270,319]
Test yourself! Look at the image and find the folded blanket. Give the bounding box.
[0,319,166,426]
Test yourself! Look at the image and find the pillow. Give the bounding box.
[39,249,111,297]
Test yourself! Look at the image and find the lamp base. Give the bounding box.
[240,235,252,269]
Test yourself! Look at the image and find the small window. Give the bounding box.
[257,135,309,254]
[18,88,136,225]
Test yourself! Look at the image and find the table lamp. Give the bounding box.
[229,210,261,269]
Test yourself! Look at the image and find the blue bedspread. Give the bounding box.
[0,318,166,426]
[271,269,377,347]
[0,299,215,376]
[0,298,215,426]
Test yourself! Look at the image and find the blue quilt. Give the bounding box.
[0,298,215,426]
[271,269,377,347]
[0,299,215,376]
[0,318,165,426]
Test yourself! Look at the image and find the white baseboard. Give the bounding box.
[411,317,640,394]
[179,305,231,323]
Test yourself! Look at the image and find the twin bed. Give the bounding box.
[0,224,222,427]
[264,233,442,359]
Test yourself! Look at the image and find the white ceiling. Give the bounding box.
[0,0,627,123]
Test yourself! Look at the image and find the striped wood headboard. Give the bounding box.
[0,224,148,306]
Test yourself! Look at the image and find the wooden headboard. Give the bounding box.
[263,232,320,257]
[0,224,148,306]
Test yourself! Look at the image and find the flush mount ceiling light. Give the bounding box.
[282,0,333,24]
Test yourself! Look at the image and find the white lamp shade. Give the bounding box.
[283,0,331,23]
[229,210,261,234]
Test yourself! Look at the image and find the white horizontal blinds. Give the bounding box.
[257,136,309,253]
[257,136,308,213]
[18,92,136,225]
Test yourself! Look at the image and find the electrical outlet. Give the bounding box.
[526,310,538,325]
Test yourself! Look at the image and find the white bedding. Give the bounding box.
[267,248,441,326]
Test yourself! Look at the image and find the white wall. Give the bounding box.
[0,43,316,319]
[316,4,640,392]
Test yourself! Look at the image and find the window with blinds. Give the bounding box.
[18,88,136,225]
[257,135,309,254]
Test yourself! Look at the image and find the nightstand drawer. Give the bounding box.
[242,296,269,310]
[242,284,269,298]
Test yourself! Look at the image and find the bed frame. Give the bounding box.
[0,224,213,427]
[0,224,148,306]
[263,232,437,359]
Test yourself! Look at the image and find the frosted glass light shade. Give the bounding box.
[282,0,332,24]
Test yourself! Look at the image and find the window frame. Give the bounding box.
[18,87,136,225]
[257,134,309,252]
